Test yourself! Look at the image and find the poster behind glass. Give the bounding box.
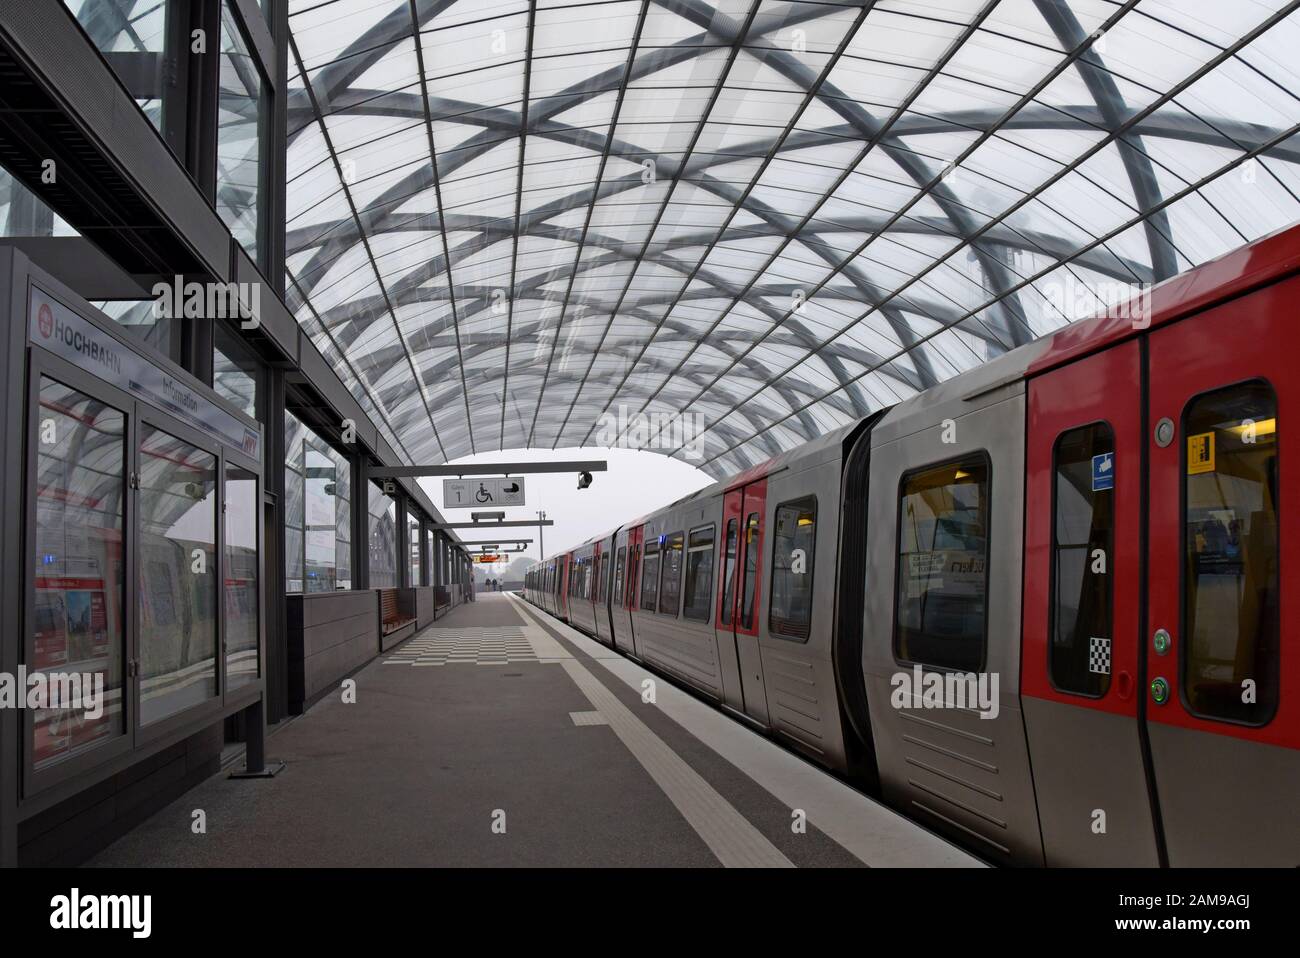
[32,378,126,769]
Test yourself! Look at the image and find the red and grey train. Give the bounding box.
[525,224,1300,867]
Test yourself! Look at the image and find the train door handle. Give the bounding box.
[1116,670,1133,701]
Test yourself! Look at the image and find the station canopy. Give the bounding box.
[284,0,1300,477]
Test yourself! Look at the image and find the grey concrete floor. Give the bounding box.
[87,595,866,867]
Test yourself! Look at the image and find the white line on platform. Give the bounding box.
[558,656,793,868]
[508,594,983,868]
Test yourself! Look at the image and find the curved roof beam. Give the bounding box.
[1033,0,1179,281]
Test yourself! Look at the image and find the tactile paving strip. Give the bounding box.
[383,628,536,666]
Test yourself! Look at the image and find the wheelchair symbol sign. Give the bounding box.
[442,477,527,508]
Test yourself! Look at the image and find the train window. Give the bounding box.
[613,547,626,605]
[740,513,761,630]
[1182,381,1279,725]
[641,540,660,611]
[683,525,716,622]
[720,519,738,625]
[138,424,219,726]
[770,498,816,641]
[894,457,989,672]
[32,378,128,770]
[1050,424,1114,697]
[659,532,685,615]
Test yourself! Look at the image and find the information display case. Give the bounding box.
[9,257,266,806]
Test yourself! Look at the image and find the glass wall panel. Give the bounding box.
[0,168,76,238]
[334,455,352,589]
[225,463,258,691]
[32,378,127,770]
[408,513,422,586]
[284,410,351,593]
[214,326,258,418]
[369,482,398,589]
[62,0,168,130]
[137,425,218,725]
[94,299,173,361]
[217,1,264,263]
[284,412,305,593]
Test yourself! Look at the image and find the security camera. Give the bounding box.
[577,470,593,490]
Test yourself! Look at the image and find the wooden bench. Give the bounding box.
[379,589,415,636]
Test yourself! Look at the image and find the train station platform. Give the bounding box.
[86,594,980,868]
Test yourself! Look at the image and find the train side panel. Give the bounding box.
[567,543,597,637]
[630,498,727,701]
[754,448,852,769]
[863,353,1045,866]
[610,525,639,656]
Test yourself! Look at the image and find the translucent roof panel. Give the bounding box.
[286,0,1300,477]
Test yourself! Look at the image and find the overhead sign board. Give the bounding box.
[443,476,526,508]
[475,554,502,564]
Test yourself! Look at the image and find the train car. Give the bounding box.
[608,514,651,658]
[565,539,597,637]
[551,552,572,622]
[563,530,617,646]
[531,223,1300,867]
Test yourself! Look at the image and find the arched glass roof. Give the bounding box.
[284,0,1300,478]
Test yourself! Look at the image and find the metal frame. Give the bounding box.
[434,519,553,530]
[275,0,1300,477]
[366,459,606,478]
[16,267,267,814]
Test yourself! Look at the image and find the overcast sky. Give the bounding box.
[419,446,714,572]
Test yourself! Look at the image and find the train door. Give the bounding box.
[718,482,769,725]
[1022,340,1160,865]
[591,542,604,642]
[618,527,642,656]
[1144,281,1298,865]
[559,554,572,621]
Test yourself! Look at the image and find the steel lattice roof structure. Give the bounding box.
[282,0,1300,478]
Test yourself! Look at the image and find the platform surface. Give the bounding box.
[88,594,982,868]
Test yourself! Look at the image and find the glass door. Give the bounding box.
[135,417,220,737]
[28,371,131,784]
[224,461,259,692]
